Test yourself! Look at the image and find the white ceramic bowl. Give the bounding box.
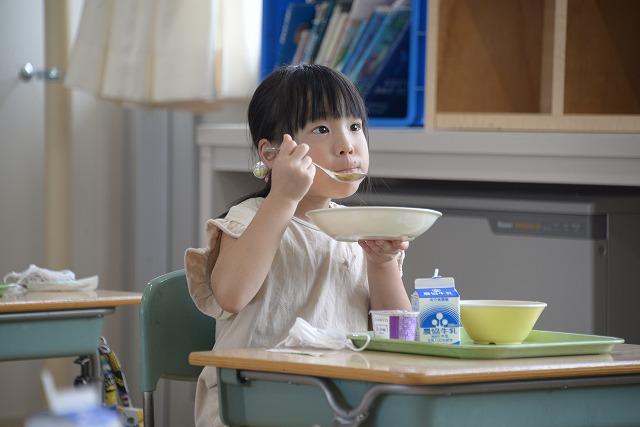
[306,206,442,242]
[460,300,547,345]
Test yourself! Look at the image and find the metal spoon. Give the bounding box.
[264,147,366,183]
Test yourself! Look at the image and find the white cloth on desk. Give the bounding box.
[3,264,98,292]
[23,275,99,292]
[184,197,404,427]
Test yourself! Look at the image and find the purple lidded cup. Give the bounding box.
[370,310,419,341]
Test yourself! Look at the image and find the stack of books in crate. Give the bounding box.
[262,0,425,126]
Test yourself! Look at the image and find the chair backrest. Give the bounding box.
[140,269,215,392]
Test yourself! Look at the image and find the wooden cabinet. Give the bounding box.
[196,0,640,200]
[426,0,640,131]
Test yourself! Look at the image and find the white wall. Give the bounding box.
[0,1,47,421]
[0,0,130,422]
[2,2,209,425]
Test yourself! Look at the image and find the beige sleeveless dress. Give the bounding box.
[185,198,403,427]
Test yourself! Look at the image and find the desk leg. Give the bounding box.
[87,351,101,389]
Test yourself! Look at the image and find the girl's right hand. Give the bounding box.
[269,134,315,203]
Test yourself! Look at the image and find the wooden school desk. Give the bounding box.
[190,345,640,427]
[0,290,141,382]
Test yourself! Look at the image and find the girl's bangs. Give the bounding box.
[282,68,368,135]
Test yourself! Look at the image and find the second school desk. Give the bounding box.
[0,290,141,382]
[190,345,640,427]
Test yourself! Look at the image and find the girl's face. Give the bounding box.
[293,116,369,200]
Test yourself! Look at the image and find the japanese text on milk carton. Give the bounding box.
[411,269,460,344]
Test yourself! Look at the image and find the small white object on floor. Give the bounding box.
[41,369,99,414]
[24,370,119,427]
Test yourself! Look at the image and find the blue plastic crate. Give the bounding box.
[260,0,308,78]
[260,0,427,127]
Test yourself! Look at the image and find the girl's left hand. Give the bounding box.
[359,240,409,265]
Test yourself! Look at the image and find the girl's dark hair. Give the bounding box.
[226,64,369,213]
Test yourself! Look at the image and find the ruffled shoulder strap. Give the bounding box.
[184,198,262,319]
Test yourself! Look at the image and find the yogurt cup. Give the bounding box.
[370,310,419,341]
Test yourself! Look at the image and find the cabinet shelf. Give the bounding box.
[435,113,640,132]
[426,0,640,132]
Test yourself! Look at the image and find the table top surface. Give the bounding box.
[189,344,640,385]
[0,290,142,313]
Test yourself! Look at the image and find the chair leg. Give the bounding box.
[143,391,154,427]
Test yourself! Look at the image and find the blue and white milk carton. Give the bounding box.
[411,269,460,344]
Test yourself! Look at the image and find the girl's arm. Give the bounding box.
[360,240,412,311]
[211,135,314,313]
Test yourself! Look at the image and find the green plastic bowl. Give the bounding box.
[461,300,547,345]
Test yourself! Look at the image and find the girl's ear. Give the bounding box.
[257,138,275,167]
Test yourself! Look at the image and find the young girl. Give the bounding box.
[185,64,411,427]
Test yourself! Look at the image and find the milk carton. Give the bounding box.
[411,269,460,344]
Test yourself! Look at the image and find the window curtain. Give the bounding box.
[65,0,261,106]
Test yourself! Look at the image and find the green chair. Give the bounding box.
[140,269,215,427]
